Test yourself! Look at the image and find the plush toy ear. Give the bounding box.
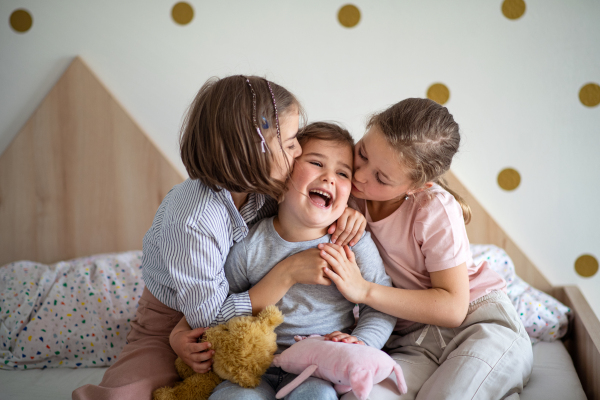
[258,305,284,328]
[349,369,374,400]
[333,384,352,395]
[275,365,318,399]
[393,364,408,395]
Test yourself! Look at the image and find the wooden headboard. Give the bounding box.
[0,56,597,398]
[0,57,184,266]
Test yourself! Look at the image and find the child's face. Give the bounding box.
[351,126,414,202]
[269,108,302,181]
[281,138,353,229]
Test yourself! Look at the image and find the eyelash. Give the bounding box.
[309,161,350,179]
[358,148,367,160]
[359,146,386,185]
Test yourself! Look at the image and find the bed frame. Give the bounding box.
[444,173,600,399]
[1,57,598,399]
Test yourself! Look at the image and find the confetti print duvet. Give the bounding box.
[0,251,144,370]
[471,244,571,343]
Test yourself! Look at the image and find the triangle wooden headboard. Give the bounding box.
[0,56,550,294]
[0,57,184,266]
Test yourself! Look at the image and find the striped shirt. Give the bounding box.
[142,178,277,329]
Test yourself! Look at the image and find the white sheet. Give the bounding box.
[0,341,586,400]
[0,365,105,400]
[521,341,586,400]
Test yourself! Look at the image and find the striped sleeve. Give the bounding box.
[211,291,252,326]
[249,196,278,226]
[161,223,251,329]
[216,240,252,325]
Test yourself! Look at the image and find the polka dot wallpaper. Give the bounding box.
[502,0,526,20]
[171,2,194,26]
[338,4,361,28]
[0,1,599,316]
[427,83,450,105]
[497,168,521,191]
[579,83,600,108]
[9,9,32,32]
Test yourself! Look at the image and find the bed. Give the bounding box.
[1,57,598,400]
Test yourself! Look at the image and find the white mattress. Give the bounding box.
[520,341,586,400]
[0,341,586,400]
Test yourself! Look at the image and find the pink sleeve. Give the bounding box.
[414,193,470,272]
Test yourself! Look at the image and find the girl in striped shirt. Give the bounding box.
[73,76,365,400]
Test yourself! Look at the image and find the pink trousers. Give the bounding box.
[72,288,184,400]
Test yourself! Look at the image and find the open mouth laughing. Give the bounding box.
[308,189,333,209]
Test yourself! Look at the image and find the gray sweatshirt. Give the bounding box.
[224,217,396,353]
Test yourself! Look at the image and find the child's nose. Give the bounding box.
[322,171,336,185]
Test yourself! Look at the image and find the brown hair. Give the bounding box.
[297,121,354,150]
[367,98,471,224]
[180,75,304,201]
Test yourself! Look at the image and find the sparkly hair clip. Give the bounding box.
[266,81,281,142]
[244,77,267,153]
[243,76,282,153]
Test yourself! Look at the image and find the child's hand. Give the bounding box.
[283,248,332,286]
[319,243,370,304]
[323,331,365,345]
[327,206,367,247]
[170,317,214,374]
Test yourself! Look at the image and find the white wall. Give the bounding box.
[1,0,599,317]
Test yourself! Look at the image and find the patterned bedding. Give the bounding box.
[1,245,571,370]
[470,244,571,343]
[1,252,144,369]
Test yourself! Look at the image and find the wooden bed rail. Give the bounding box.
[554,286,600,400]
[445,171,600,399]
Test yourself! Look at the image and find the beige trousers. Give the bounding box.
[72,288,184,400]
[342,291,533,400]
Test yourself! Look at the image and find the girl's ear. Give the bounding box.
[407,182,434,196]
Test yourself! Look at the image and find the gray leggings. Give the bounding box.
[342,290,533,400]
[209,366,338,400]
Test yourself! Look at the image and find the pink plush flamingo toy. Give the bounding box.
[272,336,408,400]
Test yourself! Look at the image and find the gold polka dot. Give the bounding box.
[497,168,521,191]
[575,255,599,278]
[579,83,600,107]
[172,2,194,25]
[502,0,526,20]
[338,4,360,28]
[427,83,450,105]
[10,9,33,33]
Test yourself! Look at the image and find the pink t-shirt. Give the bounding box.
[352,184,506,331]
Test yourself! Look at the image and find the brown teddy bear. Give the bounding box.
[153,305,284,400]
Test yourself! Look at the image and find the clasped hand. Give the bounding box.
[319,243,371,305]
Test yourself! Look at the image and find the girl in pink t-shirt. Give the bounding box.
[319,98,533,400]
